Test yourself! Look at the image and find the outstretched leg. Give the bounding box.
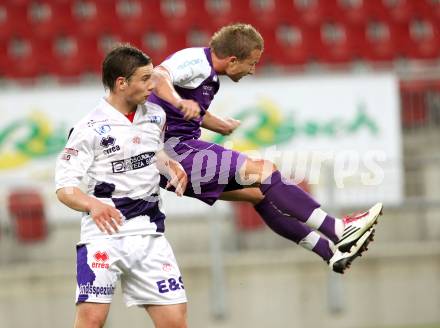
[220,188,334,262]
[237,158,382,253]
[236,159,344,243]
[220,188,377,274]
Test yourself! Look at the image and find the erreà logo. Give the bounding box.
[92,251,109,269]
[100,136,115,148]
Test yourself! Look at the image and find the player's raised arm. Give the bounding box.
[151,66,200,120]
[201,111,241,135]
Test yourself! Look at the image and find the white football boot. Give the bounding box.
[335,203,383,252]
[329,228,375,274]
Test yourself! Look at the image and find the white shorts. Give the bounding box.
[75,234,187,307]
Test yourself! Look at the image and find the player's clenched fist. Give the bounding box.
[177,99,201,120]
[223,117,241,135]
[89,198,122,235]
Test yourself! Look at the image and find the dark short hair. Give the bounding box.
[209,23,264,60]
[102,44,152,91]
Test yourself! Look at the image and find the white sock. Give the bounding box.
[299,231,320,251]
[335,219,344,240]
[305,208,326,230]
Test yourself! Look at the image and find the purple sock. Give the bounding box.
[254,197,334,261]
[312,238,334,262]
[259,170,340,243]
[254,197,312,244]
[319,215,339,243]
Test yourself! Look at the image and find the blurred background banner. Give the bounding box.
[209,73,403,207]
[0,86,102,221]
[0,73,403,220]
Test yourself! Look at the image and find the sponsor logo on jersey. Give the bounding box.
[147,116,162,124]
[92,251,109,269]
[156,276,185,294]
[177,58,202,70]
[202,85,213,96]
[87,119,108,128]
[78,283,115,297]
[162,263,173,272]
[103,145,120,155]
[94,124,111,135]
[132,136,141,144]
[100,136,120,155]
[100,135,116,148]
[111,152,155,173]
[61,147,79,161]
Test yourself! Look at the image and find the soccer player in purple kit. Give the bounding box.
[149,23,383,274]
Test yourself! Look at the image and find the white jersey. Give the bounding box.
[55,98,166,243]
[160,47,216,89]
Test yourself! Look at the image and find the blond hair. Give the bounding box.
[209,23,264,60]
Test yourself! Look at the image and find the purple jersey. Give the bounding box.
[148,47,220,141]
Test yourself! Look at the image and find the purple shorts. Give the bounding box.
[160,138,247,205]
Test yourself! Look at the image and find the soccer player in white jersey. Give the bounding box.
[56,44,189,328]
[149,23,383,274]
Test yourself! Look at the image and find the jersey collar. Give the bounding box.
[100,98,140,124]
[204,47,219,82]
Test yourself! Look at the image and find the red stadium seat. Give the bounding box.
[0,3,28,40]
[70,0,118,37]
[186,26,213,48]
[268,23,315,65]
[247,0,298,29]
[411,0,435,17]
[46,33,105,79]
[26,1,57,38]
[317,21,355,64]
[0,4,12,41]
[122,28,187,65]
[365,0,416,22]
[115,0,161,35]
[203,0,246,30]
[8,190,48,243]
[430,0,440,22]
[335,0,369,25]
[358,19,405,61]
[4,35,44,79]
[401,18,440,60]
[0,40,8,77]
[381,0,413,23]
[234,202,265,231]
[159,0,201,32]
[293,0,328,26]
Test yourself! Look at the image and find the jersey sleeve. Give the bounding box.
[55,126,94,191]
[160,48,210,89]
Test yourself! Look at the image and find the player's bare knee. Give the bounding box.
[75,314,105,328]
[75,305,107,328]
[155,318,187,328]
[250,159,276,180]
[245,188,265,205]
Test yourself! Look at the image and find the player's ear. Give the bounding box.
[115,77,127,91]
[227,56,239,68]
